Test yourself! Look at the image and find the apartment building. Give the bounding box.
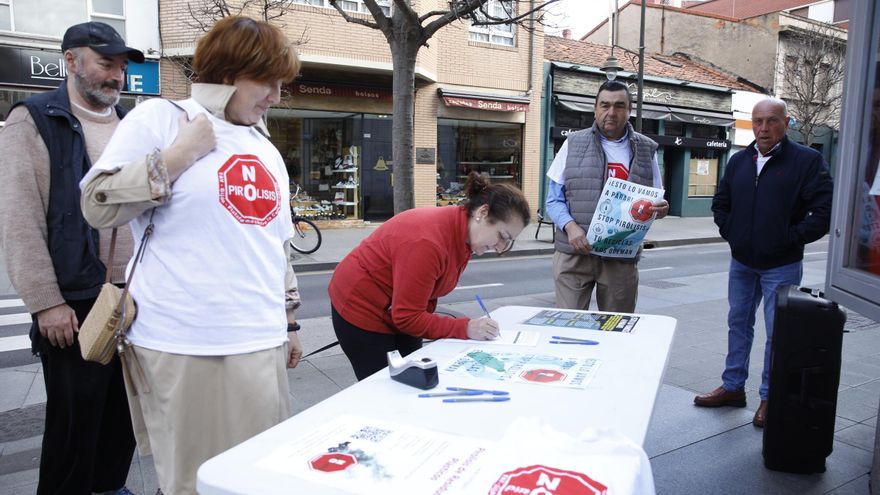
[160,0,544,223]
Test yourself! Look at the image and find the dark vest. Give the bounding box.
[12,83,128,301]
[555,123,658,261]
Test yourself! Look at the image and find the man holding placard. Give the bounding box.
[545,80,668,313]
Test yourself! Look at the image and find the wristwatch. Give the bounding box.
[287,322,301,333]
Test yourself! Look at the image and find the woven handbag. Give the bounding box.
[80,211,155,365]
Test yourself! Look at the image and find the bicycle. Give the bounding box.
[289,183,323,255]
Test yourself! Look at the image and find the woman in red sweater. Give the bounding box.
[329,173,531,380]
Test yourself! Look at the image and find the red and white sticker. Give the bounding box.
[607,162,629,181]
[308,453,357,473]
[217,154,280,227]
[490,464,608,495]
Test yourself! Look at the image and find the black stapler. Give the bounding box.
[387,350,439,390]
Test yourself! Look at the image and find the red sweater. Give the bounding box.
[329,206,472,339]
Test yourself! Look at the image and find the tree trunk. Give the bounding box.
[389,42,419,214]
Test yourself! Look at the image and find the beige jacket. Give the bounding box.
[80,84,300,309]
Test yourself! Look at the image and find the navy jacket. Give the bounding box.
[12,83,128,301]
[712,136,833,269]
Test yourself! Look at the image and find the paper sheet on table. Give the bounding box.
[468,329,539,346]
[255,414,490,495]
[442,347,601,389]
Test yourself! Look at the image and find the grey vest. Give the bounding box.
[554,123,659,261]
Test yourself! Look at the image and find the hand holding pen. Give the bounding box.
[466,295,500,341]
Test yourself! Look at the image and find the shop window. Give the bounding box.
[437,119,522,205]
[687,149,720,197]
[638,119,659,135]
[554,108,593,129]
[468,0,515,46]
[664,121,685,136]
[691,124,725,139]
[8,0,124,37]
[267,109,365,221]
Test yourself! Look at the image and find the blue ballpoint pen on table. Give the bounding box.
[418,390,483,398]
[550,336,600,345]
[445,386,509,396]
[443,397,511,403]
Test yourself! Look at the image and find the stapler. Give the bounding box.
[387,350,439,390]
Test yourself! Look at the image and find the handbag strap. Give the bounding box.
[104,228,118,284]
[113,208,157,315]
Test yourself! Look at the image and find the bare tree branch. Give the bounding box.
[328,0,382,29]
[776,21,847,145]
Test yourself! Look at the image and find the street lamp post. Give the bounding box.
[636,0,646,133]
[600,0,647,133]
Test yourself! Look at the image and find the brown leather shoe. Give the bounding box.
[753,400,767,428]
[694,386,747,407]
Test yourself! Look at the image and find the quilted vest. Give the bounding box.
[554,122,658,261]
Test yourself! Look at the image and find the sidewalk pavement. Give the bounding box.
[2,215,879,495]
[290,214,724,272]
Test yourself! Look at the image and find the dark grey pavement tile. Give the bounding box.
[644,384,754,458]
[0,468,38,495]
[0,404,44,443]
[836,388,880,423]
[834,423,876,452]
[824,474,871,494]
[661,366,715,388]
[651,427,872,495]
[0,447,38,476]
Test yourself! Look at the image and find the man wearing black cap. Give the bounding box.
[0,22,143,495]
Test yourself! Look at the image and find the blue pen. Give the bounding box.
[418,391,483,398]
[551,336,600,344]
[549,340,599,345]
[446,387,509,396]
[475,295,492,319]
[475,295,501,338]
[443,397,511,403]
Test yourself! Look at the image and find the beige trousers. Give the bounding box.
[124,344,292,495]
[553,251,639,313]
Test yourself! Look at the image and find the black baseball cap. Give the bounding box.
[61,22,145,63]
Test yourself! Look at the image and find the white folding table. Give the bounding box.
[197,306,677,494]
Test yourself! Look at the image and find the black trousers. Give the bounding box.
[331,305,422,381]
[33,298,136,495]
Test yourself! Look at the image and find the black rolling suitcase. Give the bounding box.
[763,285,846,473]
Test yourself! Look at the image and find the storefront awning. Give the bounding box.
[554,94,734,127]
[438,88,530,112]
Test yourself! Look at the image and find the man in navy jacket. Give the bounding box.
[693,98,833,428]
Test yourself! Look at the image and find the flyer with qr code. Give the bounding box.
[255,415,492,494]
[587,178,664,258]
[442,348,601,389]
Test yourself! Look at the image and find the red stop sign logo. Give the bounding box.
[490,465,608,495]
[629,199,654,223]
[308,453,357,473]
[522,369,566,383]
[217,154,281,227]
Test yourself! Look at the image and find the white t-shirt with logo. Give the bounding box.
[84,98,292,355]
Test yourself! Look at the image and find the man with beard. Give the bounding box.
[545,80,668,313]
[0,22,143,495]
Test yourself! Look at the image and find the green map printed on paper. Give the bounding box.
[443,348,601,389]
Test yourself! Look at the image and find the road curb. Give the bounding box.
[291,237,726,273]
